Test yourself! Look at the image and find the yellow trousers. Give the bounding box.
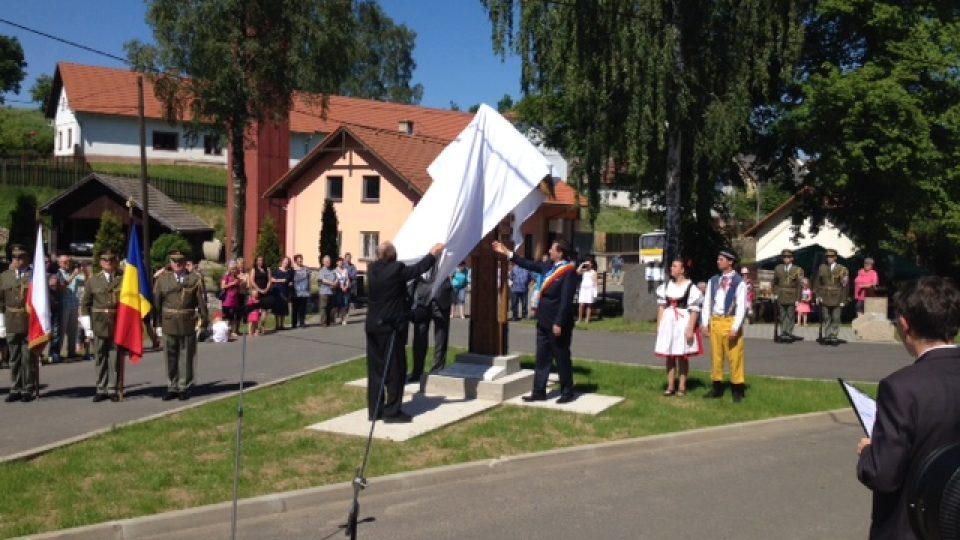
[709,316,746,384]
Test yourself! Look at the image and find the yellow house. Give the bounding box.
[265,121,583,271]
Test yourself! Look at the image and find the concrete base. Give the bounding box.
[852,314,897,343]
[306,393,499,442]
[424,353,533,402]
[503,390,624,415]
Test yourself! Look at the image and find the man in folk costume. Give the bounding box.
[0,245,37,402]
[816,248,849,346]
[154,250,208,401]
[701,249,749,403]
[773,249,804,343]
[80,250,123,402]
[492,239,579,404]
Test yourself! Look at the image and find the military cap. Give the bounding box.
[781,249,794,258]
[825,249,838,257]
[9,244,27,258]
[718,248,738,262]
[168,250,187,262]
[99,250,118,261]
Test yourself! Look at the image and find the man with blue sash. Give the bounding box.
[493,239,579,403]
[701,249,749,402]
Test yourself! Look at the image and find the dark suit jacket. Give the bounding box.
[857,346,960,539]
[365,254,437,334]
[412,265,454,313]
[511,255,577,330]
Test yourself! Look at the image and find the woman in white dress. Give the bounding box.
[655,259,703,396]
[577,260,598,324]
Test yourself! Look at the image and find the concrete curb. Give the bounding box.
[1,354,366,464]
[18,408,855,539]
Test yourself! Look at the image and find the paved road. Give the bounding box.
[137,411,870,540]
[1,316,910,459]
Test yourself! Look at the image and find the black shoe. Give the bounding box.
[5,393,21,402]
[92,393,108,403]
[707,381,725,399]
[834,338,847,345]
[162,391,178,401]
[789,334,805,341]
[732,383,746,403]
[21,394,35,402]
[383,412,413,424]
[109,394,120,402]
[178,390,190,401]
[406,374,422,384]
[556,392,577,404]
[522,392,548,402]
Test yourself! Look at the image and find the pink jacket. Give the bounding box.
[854,269,879,301]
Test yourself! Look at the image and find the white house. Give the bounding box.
[742,194,857,261]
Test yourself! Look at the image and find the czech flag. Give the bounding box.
[27,225,51,350]
[115,224,153,364]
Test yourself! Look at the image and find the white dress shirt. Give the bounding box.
[701,270,748,332]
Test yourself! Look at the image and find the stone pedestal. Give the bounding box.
[852,297,897,342]
[425,352,534,402]
[622,265,661,323]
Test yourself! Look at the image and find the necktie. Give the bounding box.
[721,276,731,290]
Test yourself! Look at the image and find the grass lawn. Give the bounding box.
[580,206,658,233]
[0,352,868,538]
[91,162,228,186]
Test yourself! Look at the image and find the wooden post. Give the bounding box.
[468,218,512,356]
[138,76,151,274]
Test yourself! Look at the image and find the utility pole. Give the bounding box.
[138,76,151,270]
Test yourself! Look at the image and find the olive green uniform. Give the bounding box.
[0,268,36,398]
[81,271,123,396]
[773,263,804,338]
[154,271,208,393]
[815,263,849,340]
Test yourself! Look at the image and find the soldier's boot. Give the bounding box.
[732,384,746,403]
[707,381,725,399]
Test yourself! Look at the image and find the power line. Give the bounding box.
[0,17,130,65]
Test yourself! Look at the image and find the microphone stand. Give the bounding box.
[230,331,248,540]
[345,319,402,539]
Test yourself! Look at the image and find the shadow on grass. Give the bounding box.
[122,380,259,399]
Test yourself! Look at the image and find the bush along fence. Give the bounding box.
[0,157,227,206]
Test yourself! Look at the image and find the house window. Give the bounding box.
[361,232,379,260]
[67,128,72,148]
[327,176,343,201]
[57,130,62,151]
[203,134,222,155]
[362,175,380,202]
[152,131,178,151]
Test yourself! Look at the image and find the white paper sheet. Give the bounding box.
[839,379,876,437]
[393,104,553,297]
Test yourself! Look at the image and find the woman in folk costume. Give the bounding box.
[655,259,703,396]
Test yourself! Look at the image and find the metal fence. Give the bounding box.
[0,158,227,206]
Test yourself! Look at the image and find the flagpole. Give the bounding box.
[119,349,125,401]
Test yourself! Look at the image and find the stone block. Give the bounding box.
[622,266,661,323]
[477,369,536,401]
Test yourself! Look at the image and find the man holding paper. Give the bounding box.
[856,276,960,539]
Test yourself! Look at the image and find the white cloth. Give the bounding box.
[393,104,553,298]
[655,280,703,356]
[79,315,92,336]
[578,270,598,304]
[0,313,5,339]
[210,320,230,343]
[700,271,748,332]
[29,226,51,339]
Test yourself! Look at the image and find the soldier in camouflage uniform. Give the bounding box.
[153,250,208,400]
[773,249,804,343]
[1,245,37,402]
[80,250,123,402]
[815,248,850,346]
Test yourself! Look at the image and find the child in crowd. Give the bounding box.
[247,291,262,336]
[210,312,230,343]
[797,278,813,326]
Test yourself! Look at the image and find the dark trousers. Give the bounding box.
[319,294,334,326]
[366,330,407,420]
[779,302,796,336]
[533,324,573,395]
[411,302,451,378]
[49,306,62,360]
[8,333,36,395]
[94,336,121,395]
[511,291,528,320]
[165,334,196,392]
[291,297,308,327]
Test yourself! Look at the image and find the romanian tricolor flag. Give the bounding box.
[27,225,51,350]
[115,224,152,364]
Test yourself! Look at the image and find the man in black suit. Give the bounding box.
[492,239,578,403]
[409,263,454,383]
[857,276,960,539]
[365,241,444,423]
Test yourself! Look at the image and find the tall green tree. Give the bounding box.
[484,1,803,270]
[127,1,422,260]
[7,193,37,259]
[775,1,960,277]
[93,211,126,270]
[319,198,339,264]
[0,35,26,105]
[254,214,282,270]
[29,74,52,110]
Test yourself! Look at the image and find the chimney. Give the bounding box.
[398,120,415,135]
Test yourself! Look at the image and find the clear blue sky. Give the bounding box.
[1,0,523,111]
